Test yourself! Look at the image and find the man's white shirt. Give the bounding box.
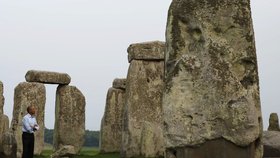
[22,113,39,133]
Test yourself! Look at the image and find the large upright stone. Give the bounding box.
[268,113,280,131]
[0,81,4,114]
[100,79,126,153]
[0,81,8,140]
[164,0,262,158]
[122,41,165,158]
[0,131,17,158]
[11,82,46,157]
[54,85,85,155]
[25,70,71,85]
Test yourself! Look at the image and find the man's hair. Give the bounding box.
[27,105,34,113]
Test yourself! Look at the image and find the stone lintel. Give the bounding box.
[127,41,165,63]
[112,78,126,90]
[25,70,71,85]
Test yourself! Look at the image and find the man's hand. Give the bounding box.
[33,125,39,131]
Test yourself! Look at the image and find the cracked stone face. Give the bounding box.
[163,0,262,157]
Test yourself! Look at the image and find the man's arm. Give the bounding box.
[34,119,40,131]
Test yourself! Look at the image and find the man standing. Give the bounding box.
[22,105,39,158]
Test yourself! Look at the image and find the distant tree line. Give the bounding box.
[44,128,100,147]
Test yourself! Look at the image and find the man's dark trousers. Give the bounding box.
[22,132,34,158]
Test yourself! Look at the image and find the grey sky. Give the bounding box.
[0,0,279,130]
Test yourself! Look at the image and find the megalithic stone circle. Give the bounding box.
[100,78,126,153]
[25,70,71,85]
[122,41,165,158]
[54,85,85,155]
[268,113,280,131]
[163,0,263,157]
[11,82,46,157]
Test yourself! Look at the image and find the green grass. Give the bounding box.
[34,147,120,158]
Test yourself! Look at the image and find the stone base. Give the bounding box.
[166,139,258,158]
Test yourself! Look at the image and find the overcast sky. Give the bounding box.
[0,0,279,130]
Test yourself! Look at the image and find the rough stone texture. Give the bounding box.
[0,81,4,114]
[54,85,85,155]
[112,78,126,90]
[0,81,9,151]
[0,131,17,158]
[25,70,71,85]
[11,82,46,157]
[0,114,9,148]
[127,41,165,63]
[263,131,280,157]
[51,145,75,158]
[166,138,257,158]
[268,113,280,131]
[163,0,262,157]
[122,51,165,157]
[100,83,126,153]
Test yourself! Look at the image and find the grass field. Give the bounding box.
[34,147,120,158]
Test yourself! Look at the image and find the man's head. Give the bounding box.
[27,105,36,115]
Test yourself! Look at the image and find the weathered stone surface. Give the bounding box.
[0,114,9,148]
[268,113,280,131]
[139,122,164,157]
[127,41,165,63]
[163,0,262,157]
[11,82,46,157]
[0,81,4,114]
[54,85,85,154]
[100,84,126,153]
[25,70,71,85]
[0,131,17,158]
[263,131,280,157]
[51,145,75,158]
[122,56,164,157]
[112,78,126,90]
[166,138,258,158]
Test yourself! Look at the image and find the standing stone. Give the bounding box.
[0,131,17,158]
[0,81,10,157]
[0,81,8,141]
[25,70,71,85]
[100,79,126,153]
[268,113,280,131]
[163,0,262,158]
[11,82,46,157]
[0,81,4,114]
[122,41,165,158]
[54,85,85,155]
